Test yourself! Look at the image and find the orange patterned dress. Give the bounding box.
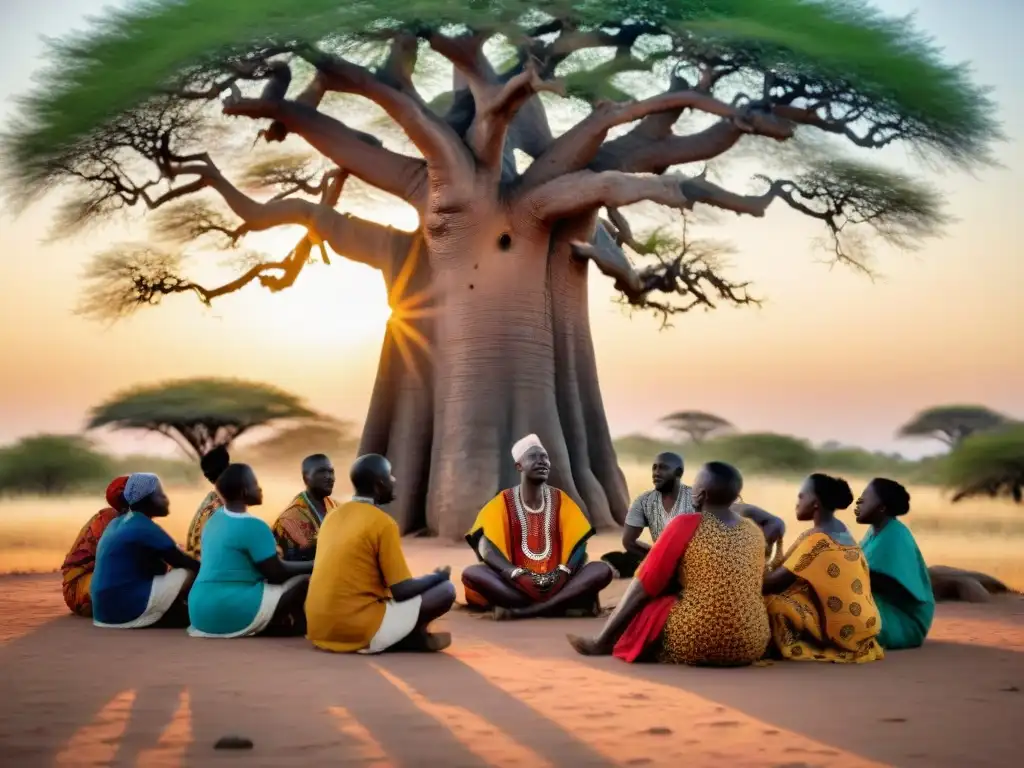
[61,508,120,617]
[185,490,221,559]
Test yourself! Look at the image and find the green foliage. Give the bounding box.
[614,432,944,485]
[0,435,114,496]
[898,404,1012,448]
[240,421,359,466]
[88,378,318,460]
[944,427,1024,504]
[1,0,1000,193]
[708,432,819,474]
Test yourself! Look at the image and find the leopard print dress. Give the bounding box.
[658,515,770,666]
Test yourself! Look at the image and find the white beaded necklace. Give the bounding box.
[513,484,553,562]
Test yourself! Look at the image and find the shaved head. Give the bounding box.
[652,451,684,493]
[349,453,395,505]
[693,461,743,508]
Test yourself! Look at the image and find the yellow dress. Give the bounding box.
[765,530,885,663]
[659,516,770,666]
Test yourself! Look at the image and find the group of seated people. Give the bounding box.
[56,432,980,662]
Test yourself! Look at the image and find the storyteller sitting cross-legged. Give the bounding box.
[461,434,614,620]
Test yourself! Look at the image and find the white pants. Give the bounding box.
[358,596,423,654]
[187,574,308,638]
[94,568,192,629]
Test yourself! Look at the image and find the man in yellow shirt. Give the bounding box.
[305,453,455,653]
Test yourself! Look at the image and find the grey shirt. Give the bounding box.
[624,485,696,542]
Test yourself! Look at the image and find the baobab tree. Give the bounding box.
[2,1,999,538]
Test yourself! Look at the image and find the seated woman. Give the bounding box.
[91,473,200,629]
[185,445,230,558]
[855,478,934,649]
[61,476,129,617]
[462,434,613,620]
[568,462,770,667]
[187,463,313,638]
[763,474,884,663]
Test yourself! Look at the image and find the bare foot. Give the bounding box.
[567,634,612,656]
[493,606,515,621]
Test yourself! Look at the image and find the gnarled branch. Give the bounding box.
[522,89,793,189]
[222,97,426,207]
[467,57,564,170]
[302,49,473,186]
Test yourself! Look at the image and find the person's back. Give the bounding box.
[91,512,170,625]
[663,515,769,665]
[188,508,276,635]
[306,500,412,652]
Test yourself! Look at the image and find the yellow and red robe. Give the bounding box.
[271,493,337,558]
[464,487,594,608]
[61,507,120,617]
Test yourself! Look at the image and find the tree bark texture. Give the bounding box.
[354,203,628,538]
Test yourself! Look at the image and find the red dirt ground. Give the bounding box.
[1,540,1022,767]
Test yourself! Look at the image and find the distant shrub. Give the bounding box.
[0,434,114,496]
[706,433,818,475]
[944,426,1024,503]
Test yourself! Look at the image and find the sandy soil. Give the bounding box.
[2,539,1022,767]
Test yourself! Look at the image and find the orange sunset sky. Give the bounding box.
[0,0,1021,460]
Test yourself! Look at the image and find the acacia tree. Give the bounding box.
[945,426,1024,505]
[661,410,733,443]
[88,378,318,461]
[2,1,999,538]
[898,405,1011,449]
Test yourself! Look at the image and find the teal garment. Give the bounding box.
[861,519,935,649]
[188,509,278,636]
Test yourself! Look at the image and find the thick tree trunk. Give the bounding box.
[358,234,434,533]
[549,217,631,526]
[356,215,629,539]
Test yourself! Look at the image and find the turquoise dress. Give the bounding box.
[861,519,935,649]
[187,508,279,637]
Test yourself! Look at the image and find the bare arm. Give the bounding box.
[621,525,651,559]
[390,570,450,602]
[478,537,518,578]
[254,556,313,584]
[763,567,798,596]
[162,547,200,572]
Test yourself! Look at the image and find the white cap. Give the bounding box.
[511,433,544,463]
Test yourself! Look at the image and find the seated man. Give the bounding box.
[601,452,695,578]
[185,445,230,558]
[61,476,129,617]
[91,473,200,629]
[462,434,614,619]
[602,451,786,578]
[305,453,456,653]
[271,453,337,561]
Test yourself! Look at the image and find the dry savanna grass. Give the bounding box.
[1,462,1022,588]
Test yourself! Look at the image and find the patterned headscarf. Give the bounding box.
[105,476,130,510]
[123,473,160,507]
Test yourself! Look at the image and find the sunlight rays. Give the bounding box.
[326,706,393,767]
[447,642,886,767]
[54,690,136,767]
[385,237,437,388]
[372,664,555,768]
[136,690,192,768]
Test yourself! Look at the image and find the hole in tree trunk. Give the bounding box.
[498,233,512,251]
[469,284,474,290]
